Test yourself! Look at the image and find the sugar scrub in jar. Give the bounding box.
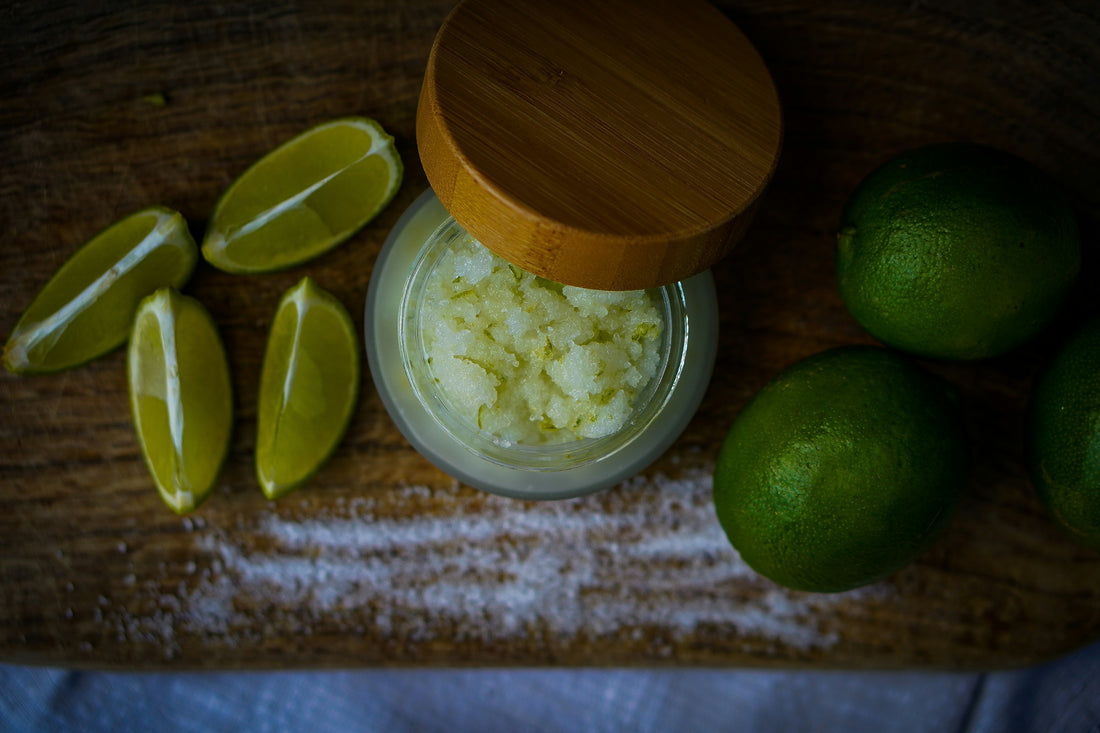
[364,0,781,499]
[367,193,715,499]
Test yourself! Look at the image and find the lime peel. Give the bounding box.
[256,277,360,499]
[836,142,1080,360]
[3,207,197,375]
[222,130,393,244]
[201,117,403,274]
[713,345,970,593]
[128,287,233,514]
[151,297,187,491]
[1027,316,1100,551]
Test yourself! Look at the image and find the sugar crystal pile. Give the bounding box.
[420,235,663,444]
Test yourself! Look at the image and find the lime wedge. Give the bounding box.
[3,207,198,375]
[128,288,233,514]
[201,117,403,274]
[256,277,359,499]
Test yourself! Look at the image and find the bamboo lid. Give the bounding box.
[416,0,782,290]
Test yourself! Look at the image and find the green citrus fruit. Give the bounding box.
[1027,316,1100,552]
[202,117,403,274]
[255,277,359,499]
[128,288,233,514]
[713,345,970,593]
[3,207,197,375]
[836,142,1080,360]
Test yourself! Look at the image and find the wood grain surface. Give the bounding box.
[2,0,1100,670]
[417,0,782,290]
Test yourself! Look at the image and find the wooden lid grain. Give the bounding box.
[416,0,782,290]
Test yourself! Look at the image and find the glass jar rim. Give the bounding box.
[364,187,718,500]
[398,216,689,473]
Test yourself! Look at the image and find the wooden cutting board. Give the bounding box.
[2,0,1099,670]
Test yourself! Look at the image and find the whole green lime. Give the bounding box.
[713,346,970,593]
[836,142,1080,360]
[1027,316,1100,552]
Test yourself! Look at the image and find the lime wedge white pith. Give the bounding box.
[201,117,403,274]
[3,207,197,374]
[128,288,233,514]
[256,277,359,499]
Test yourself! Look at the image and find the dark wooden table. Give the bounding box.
[2,0,1099,669]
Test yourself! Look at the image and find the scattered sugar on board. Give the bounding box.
[142,468,893,653]
[93,590,184,660]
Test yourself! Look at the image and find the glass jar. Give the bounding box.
[365,189,718,500]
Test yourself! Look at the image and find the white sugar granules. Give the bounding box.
[419,234,662,445]
[162,469,890,652]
